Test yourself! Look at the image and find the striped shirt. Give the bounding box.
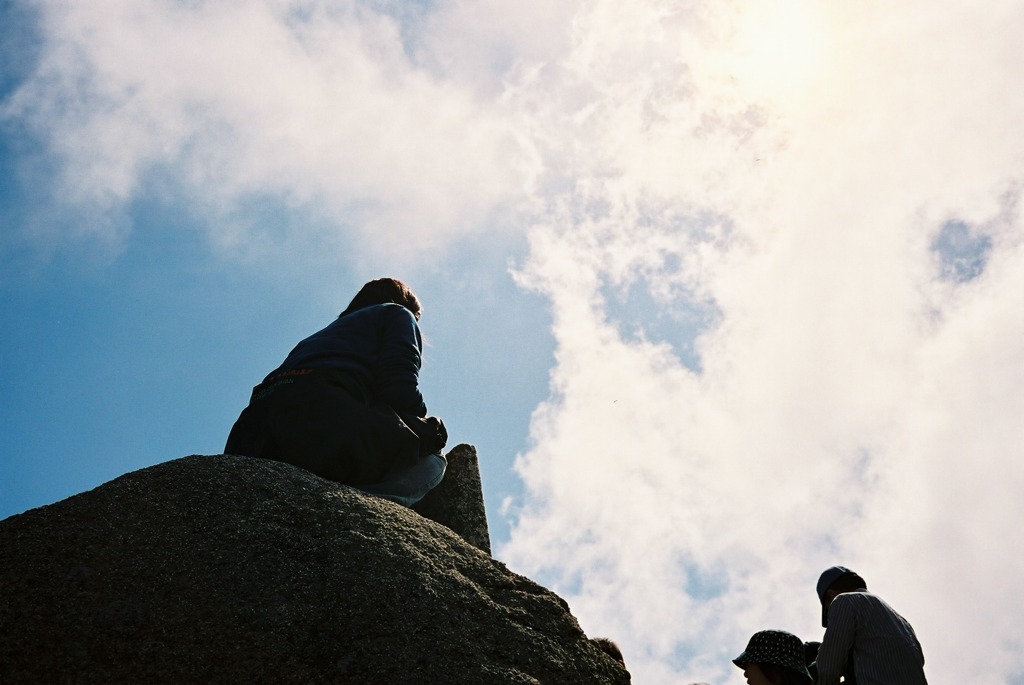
[817,590,927,685]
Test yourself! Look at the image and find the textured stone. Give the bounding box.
[0,454,630,684]
[414,444,491,555]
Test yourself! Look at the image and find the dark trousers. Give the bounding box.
[225,373,420,487]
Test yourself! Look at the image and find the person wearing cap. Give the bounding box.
[815,566,928,685]
[733,629,813,685]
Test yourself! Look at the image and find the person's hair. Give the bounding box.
[759,663,812,685]
[592,637,625,666]
[830,572,867,594]
[340,278,421,319]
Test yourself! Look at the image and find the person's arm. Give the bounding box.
[911,625,925,667]
[376,305,427,416]
[816,595,857,685]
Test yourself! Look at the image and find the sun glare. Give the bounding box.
[723,1,832,104]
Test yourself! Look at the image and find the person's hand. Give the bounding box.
[400,413,448,456]
[425,416,447,453]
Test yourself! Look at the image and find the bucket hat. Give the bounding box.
[733,630,812,680]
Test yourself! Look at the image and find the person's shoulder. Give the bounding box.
[341,303,418,331]
[831,591,870,609]
[836,590,884,612]
[377,302,418,322]
[344,302,411,318]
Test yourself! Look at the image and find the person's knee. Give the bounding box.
[359,451,447,506]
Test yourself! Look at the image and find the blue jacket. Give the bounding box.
[269,303,427,416]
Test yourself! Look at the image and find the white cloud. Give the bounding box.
[5,1,1024,683]
[500,1,1024,683]
[2,0,540,256]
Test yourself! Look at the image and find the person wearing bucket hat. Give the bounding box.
[815,566,928,685]
[733,630,813,685]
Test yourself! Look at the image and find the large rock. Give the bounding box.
[0,453,629,684]
[413,443,491,555]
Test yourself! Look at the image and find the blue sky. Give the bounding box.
[3,2,1024,683]
[0,172,553,544]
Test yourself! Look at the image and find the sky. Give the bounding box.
[1,1,1022,683]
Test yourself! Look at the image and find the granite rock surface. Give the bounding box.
[0,452,629,684]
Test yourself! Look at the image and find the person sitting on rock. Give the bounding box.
[733,629,814,685]
[225,277,447,506]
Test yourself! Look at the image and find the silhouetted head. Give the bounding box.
[816,566,867,627]
[340,278,422,320]
[592,637,625,667]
